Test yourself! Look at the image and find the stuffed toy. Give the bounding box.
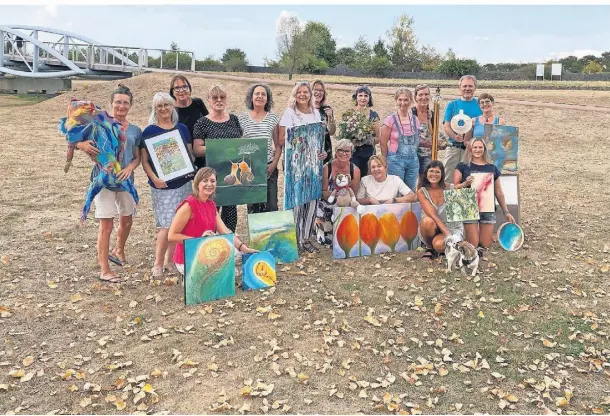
[59,99,139,223]
[328,173,362,210]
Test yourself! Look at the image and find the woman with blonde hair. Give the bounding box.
[453,137,515,256]
[192,84,243,232]
[279,81,327,253]
[140,92,193,278]
[357,155,418,205]
[380,87,421,191]
[168,167,256,275]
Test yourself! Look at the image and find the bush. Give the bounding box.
[582,61,603,74]
[366,56,393,78]
[437,58,481,78]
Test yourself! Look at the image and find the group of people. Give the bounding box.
[76,74,515,283]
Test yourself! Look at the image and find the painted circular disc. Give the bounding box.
[497,222,524,251]
[450,110,473,135]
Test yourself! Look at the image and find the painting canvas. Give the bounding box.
[284,122,325,210]
[475,124,519,173]
[333,203,422,259]
[206,138,267,207]
[247,210,299,264]
[144,128,195,182]
[184,234,235,305]
[444,188,480,223]
[472,173,495,213]
[497,174,519,206]
[242,251,277,291]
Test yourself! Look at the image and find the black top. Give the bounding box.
[193,114,243,167]
[318,105,333,164]
[178,98,208,167]
[456,162,501,182]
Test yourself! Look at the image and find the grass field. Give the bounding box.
[0,73,609,415]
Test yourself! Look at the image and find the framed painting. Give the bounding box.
[143,128,195,182]
[444,188,480,223]
[205,138,267,207]
[284,122,325,210]
[475,124,519,173]
[471,173,495,213]
[247,210,299,264]
[333,203,422,259]
[242,251,277,291]
[184,234,236,305]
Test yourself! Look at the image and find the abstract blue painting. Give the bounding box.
[283,122,325,210]
[474,124,519,173]
[242,251,277,291]
[247,210,299,263]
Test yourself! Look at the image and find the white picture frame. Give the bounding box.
[144,128,195,182]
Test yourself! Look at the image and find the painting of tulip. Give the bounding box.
[472,173,495,213]
[333,203,421,259]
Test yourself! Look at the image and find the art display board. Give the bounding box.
[205,138,267,206]
[143,128,196,182]
[472,173,495,213]
[444,188,480,223]
[247,210,299,264]
[494,173,521,231]
[284,122,325,210]
[474,125,519,173]
[242,251,277,291]
[184,234,236,305]
[333,203,421,259]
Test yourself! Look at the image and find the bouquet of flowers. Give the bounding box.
[336,109,377,147]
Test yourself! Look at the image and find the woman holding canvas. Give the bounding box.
[140,92,193,278]
[279,81,326,253]
[168,167,257,276]
[453,137,514,256]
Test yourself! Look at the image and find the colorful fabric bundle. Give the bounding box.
[59,99,138,222]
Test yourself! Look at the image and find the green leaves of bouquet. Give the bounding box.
[337,109,376,146]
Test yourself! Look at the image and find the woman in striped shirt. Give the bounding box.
[238,84,281,213]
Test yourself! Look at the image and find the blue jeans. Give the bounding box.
[387,153,419,191]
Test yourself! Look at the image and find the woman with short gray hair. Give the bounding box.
[315,138,361,245]
[140,92,193,278]
[239,83,281,213]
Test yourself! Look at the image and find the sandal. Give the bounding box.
[108,254,124,267]
[422,248,436,260]
[99,272,122,283]
[164,262,178,275]
[301,241,318,253]
[151,265,164,278]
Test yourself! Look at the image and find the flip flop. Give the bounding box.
[99,272,122,283]
[108,254,124,267]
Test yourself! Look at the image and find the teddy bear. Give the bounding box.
[328,173,363,212]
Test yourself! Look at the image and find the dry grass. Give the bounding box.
[0,73,609,415]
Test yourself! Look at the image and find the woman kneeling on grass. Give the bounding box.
[417,161,464,260]
[168,167,257,276]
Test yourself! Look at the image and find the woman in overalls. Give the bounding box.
[380,87,421,192]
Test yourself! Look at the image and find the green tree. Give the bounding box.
[195,55,224,72]
[365,56,393,77]
[373,38,389,59]
[276,13,313,80]
[420,44,442,71]
[437,58,481,78]
[352,36,373,70]
[559,56,581,73]
[302,21,337,67]
[582,60,603,74]
[336,47,357,67]
[387,14,421,71]
[221,48,249,72]
[600,51,610,71]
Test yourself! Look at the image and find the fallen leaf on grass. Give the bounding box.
[22,356,34,367]
[80,397,92,408]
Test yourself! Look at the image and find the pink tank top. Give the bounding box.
[173,195,217,265]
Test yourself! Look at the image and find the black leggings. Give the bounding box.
[350,145,375,177]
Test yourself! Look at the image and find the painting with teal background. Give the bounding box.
[184,234,235,305]
[475,125,519,173]
[247,210,299,264]
[284,123,325,210]
[242,251,277,291]
[206,138,267,206]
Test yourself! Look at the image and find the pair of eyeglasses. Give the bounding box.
[210,95,226,101]
[113,100,131,106]
[172,86,189,92]
[479,99,493,105]
[336,149,352,154]
[155,103,172,110]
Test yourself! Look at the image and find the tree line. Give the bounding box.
[163,14,610,79]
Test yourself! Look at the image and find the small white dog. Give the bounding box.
[445,234,479,276]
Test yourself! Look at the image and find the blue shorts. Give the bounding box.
[464,212,496,225]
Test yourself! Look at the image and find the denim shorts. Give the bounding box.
[464,212,496,225]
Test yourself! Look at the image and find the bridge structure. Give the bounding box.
[1,25,196,92]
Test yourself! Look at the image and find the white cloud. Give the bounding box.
[546,48,604,60]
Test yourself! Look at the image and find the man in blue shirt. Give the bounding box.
[442,75,482,184]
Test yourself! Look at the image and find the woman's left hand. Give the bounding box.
[241,245,258,254]
[318,151,327,161]
[505,213,516,224]
[267,162,277,178]
[116,166,133,181]
[202,230,217,237]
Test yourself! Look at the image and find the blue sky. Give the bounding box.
[2,5,610,66]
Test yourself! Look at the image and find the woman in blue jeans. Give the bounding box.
[381,87,421,191]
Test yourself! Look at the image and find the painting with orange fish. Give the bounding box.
[332,203,422,259]
[205,138,267,206]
